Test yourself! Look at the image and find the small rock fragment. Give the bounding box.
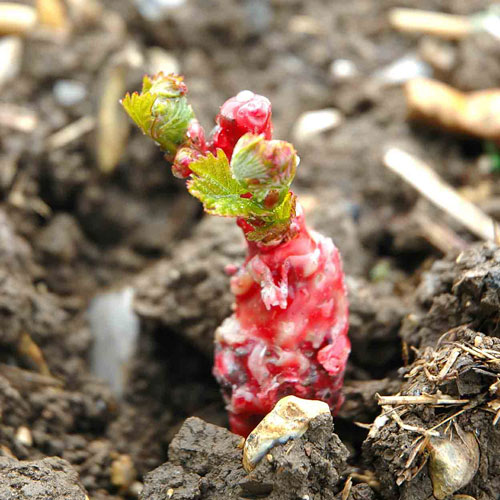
[330,59,359,81]
[134,0,186,21]
[428,432,479,500]
[373,53,432,86]
[0,3,37,36]
[243,395,330,472]
[88,287,140,397]
[97,45,143,173]
[111,454,136,490]
[292,108,343,143]
[0,36,22,90]
[15,426,32,447]
[53,80,87,107]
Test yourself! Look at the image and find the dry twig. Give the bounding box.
[384,148,497,242]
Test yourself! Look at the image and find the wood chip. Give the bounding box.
[17,332,51,376]
[0,3,38,36]
[36,0,67,30]
[46,115,95,150]
[389,8,473,40]
[341,476,352,500]
[384,148,498,242]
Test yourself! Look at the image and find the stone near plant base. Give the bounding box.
[243,396,330,472]
[0,456,88,500]
[428,432,479,500]
[141,413,350,499]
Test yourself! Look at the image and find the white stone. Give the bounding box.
[53,80,87,107]
[88,287,140,396]
[0,36,22,90]
[292,108,343,143]
[243,396,330,472]
[373,53,431,86]
[15,426,33,447]
[329,59,358,81]
[134,0,186,21]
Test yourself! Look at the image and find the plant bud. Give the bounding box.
[231,134,298,205]
[172,146,200,178]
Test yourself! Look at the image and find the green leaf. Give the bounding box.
[150,96,194,155]
[187,151,270,217]
[121,90,157,140]
[231,133,298,204]
[231,134,268,181]
[246,192,297,243]
[121,73,195,157]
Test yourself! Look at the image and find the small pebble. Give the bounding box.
[292,108,343,143]
[88,287,140,396]
[373,53,432,86]
[53,80,87,107]
[111,454,136,489]
[243,0,272,35]
[0,36,22,90]
[15,426,33,447]
[329,59,358,81]
[134,0,185,21]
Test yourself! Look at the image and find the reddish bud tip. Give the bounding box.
[172,146,200,178]
[210,91,273,159]
[187,119,207,152]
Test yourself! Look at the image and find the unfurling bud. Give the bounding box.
[231,134,298,208]
[172,146,201,178]
[121,73,195,159]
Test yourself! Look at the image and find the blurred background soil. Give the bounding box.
[0,0,499,498]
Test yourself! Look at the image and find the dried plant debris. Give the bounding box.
[363,327,500,500]
[401,242,500,349]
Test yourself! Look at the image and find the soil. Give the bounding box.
[0,0,499,498]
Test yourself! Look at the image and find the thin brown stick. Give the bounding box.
[46,115,95,150]
[377,394,469,406]
[389,8,473,40]
[384,148,498,242]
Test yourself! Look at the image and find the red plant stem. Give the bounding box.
[213,204,350,436]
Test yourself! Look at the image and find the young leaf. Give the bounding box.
[121,91,157,141]
[187,151,271,217]
[246,192,297,243]
[231,134,298,205]
[121,73,194,157]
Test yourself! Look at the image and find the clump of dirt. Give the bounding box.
[0,456,88,499]
[133,217,243,356]
[363,327,500,500]
[141,413,355,500]
[401,242,500,348]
